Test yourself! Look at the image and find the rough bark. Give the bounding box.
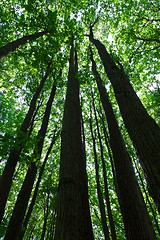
[0,63,51,224]
[89,28,160,212]
[92,97,117,240]
[0,30,48,60]
[90,113,110,240]
[90,49,157,240]
[4,80,56,240]
[54,40,94,240]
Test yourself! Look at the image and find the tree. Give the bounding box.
[90,109,110,240]
[4,77,57,240]
[0,62,51,224]
[92,95,117,240]
[89,26,160,212]
[0,31,48,60]
[18,131,58,240]
[0,1,160,239]
[90,49,157,239]
[54,39,94,240]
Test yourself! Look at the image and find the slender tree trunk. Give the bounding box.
[0,63,51,224]
[90,112,110,240]
[89,28,160,212]
[18,132,57,240]
[134,159,160,237]
[92,97,117,240]
[80,99,95,239]
[54,40,94,240]
[98,110,118,198]
[0,31,48,60]
[40,191,50,240]
[90,49,157,240]
[4,80,56,240]
[27,99,43,137]
[47,211,56,239]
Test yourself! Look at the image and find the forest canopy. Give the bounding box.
[0,0,160,239]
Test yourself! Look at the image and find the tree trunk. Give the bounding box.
[92,97,117,240]
[98,110,119,199]
[89,28,160,212]
[40,191,50,240]
[0,31,48,60]
[134,158,160,237]
[54,40,94,240]
[90,112,110,240]
[4,80,56,240]
[0,63,51,224]
[18,132,57,240]
[90,49,157,240]
[80,100,95,239]
[47,211,56,239]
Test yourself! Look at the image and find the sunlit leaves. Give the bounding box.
[0,0,160,238]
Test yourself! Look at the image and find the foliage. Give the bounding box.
[0,0,159,239]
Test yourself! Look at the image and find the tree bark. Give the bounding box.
[54,40,94,240]
[90,49,157,240]
[0,63,51,224]
[90,112,110,240]
[92,97,117,240]
[4,80,56,240]
[0,31,48,60]
[89,28,160,212]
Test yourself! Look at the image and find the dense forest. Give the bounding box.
[0,0,160,239]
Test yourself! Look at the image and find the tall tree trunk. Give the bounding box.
[47,210,56,239]
[40,191,50,240]
[27,99,43,137]
[90,49,157,240]
[98,110,119,199]
[18,132,57,240]
[4,80,56,240]
[80,100,95,240]
[0,63,51,224]
[54,40,94,240]
[92,96,117,240]
[89,28,160,212]
[0,31,48,60]
[90,112,110,240]
[133,158,160,237]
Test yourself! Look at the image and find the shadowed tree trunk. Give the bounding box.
[47,210,56,239]
[4,79,57,240]
[40,191,50,240]
[90,48,157,240]
[0,30,48,60]
[92,96,117,240]
[80,99,96,240]
[54,39,94,240]
[98,110,119,198]
[18,132,58,240]
[133,158,160,237]
[89,28,160,212]
[90,110,110,240]
[0,63,51,224]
